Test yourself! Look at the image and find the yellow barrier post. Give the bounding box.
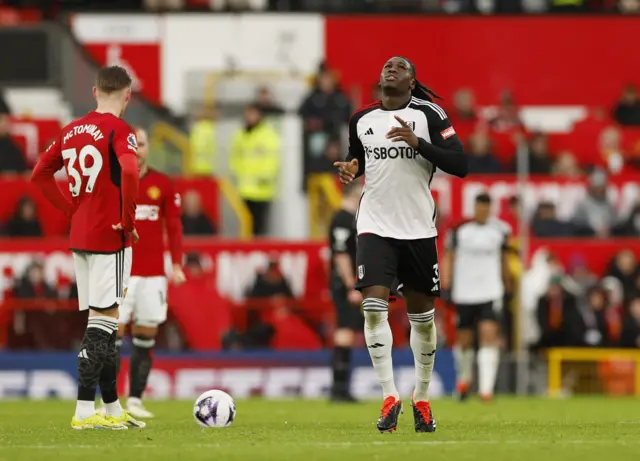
[149,121,253,239]
[548,349,563,398]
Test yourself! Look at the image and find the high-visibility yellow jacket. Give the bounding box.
[552,0,583,5]
[189,120,216,175]
[229,123,280,202]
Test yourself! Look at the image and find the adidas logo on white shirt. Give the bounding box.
[77,349,88,359]
[364,127,374,136]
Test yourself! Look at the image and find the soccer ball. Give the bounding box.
[193,389,236,428]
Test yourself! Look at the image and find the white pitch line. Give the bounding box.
[2,440,639,450]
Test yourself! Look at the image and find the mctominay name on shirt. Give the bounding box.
[63,124,105,144]
[365,145,419,160]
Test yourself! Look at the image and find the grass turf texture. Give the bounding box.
[1,398,639,461]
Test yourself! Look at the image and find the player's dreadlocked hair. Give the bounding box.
[400,56,443,102]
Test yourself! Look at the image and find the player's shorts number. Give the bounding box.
[62,145,103,197]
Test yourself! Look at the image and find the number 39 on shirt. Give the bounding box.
[62,145,104,197]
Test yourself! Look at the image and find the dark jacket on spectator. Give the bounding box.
[7,215,42,237]
[614,205,640,236]
[181,214,216,236]
[298,88,351,135]
[535,289,582,348]
[620,314,640,348]
[0,136,27,173]
[468,154,503,174]
[531,218,573,237]
[613,102,640,126]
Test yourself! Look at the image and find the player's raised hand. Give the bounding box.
[112,223,140,243]
[171,264,187,285]
[333,158,359,184]
[387,115,419,148]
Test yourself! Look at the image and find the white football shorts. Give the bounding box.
[73,247,132,311]
[118,276,168,327]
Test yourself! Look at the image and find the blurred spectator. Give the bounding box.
[571,169,616,237]
[489,91,523,133]
[613,84,640,126]
[181,190,217,235]
[552,151,583,178]
[188,106,217,175]
[184,251,204,278]
[0,89,9,114]
[499,195,520,236]
[606,249,640,305]
[531,202,573,237]
[299,66,351,134]
[255,86,285,116]
[598,125,627,175]
[565,256,598,304]
[571,107,610,164]
[522,132,552,175]
[614,197,640,236]
[577,285,611,347]
[451,88,477,122]
[299,65,351,179]
[230,104,281,236]
[6,196,42,237]
[247,257,294,299]
[618,0,640,13]
[535,275,579,348]
[242,257,295,349]
[467,129,502,174]
[9,261,74,351]
[144,0,185,10]
[13,261,56,299]
[0,114,27,174]
[308,137,341,173]
[620,297,640,348]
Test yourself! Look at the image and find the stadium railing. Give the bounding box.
[149,122,253,239]
[1,295,448,351]
[547,348,640,397]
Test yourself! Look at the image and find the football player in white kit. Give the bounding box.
[334,56,468,433]
[443,193,512,401]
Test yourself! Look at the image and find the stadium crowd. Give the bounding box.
[3,0,638,14]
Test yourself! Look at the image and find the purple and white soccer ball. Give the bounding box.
[193,390,236,428]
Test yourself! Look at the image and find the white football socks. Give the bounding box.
[74,400,96,420]
[477,346,500,397]
[408,310,437,402]
[453,347,476,386]
[105,400,124,418]
[363,298,399,400]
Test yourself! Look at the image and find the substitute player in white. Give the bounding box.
[335,56,468,433]
[442,193,512,401]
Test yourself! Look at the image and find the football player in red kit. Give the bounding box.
[116,125,185,418]
[31,65,145,430]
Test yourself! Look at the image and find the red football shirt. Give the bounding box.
[32,111,139,253]
[131,169,183,277]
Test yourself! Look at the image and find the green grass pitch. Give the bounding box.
[1,398,639,461]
